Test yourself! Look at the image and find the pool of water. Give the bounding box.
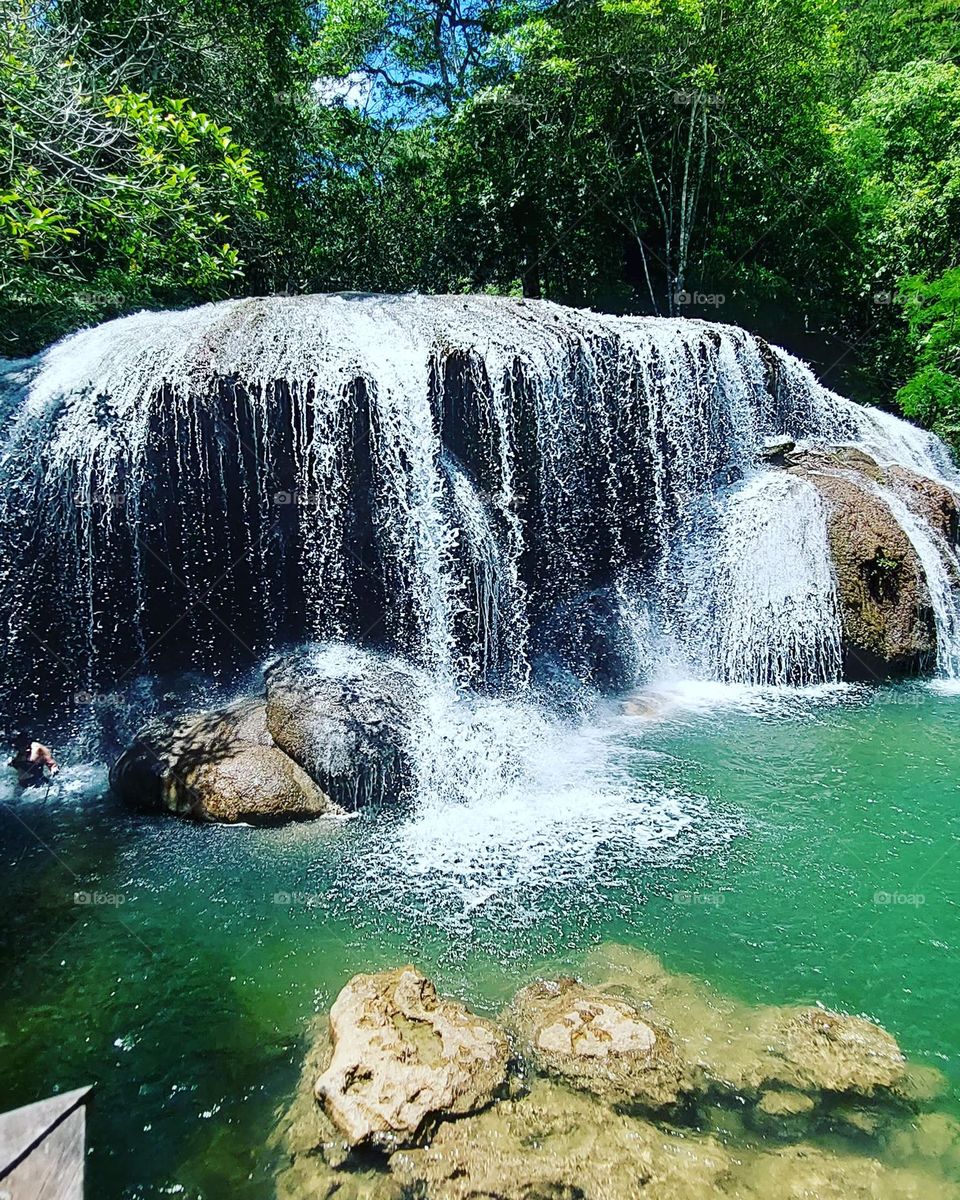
[1,679,958,1198]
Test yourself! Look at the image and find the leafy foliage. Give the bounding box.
[0,1,267,351]
[897,268,960,443]
[1,0,958,456]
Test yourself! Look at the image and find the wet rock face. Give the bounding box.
[759,434,797,464]
[264,649,420,809]
[787,449,939,679]
[531,588,641,695]
[314,966,511,1151]
[509,977,693,1109]
[888,465,960,546]
[109,699,338,823]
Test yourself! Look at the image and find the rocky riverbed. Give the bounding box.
[273,944,959,1199]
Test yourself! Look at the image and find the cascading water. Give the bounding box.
[1,292,959,722]
[685,473,844,686]
[870,482,960,676]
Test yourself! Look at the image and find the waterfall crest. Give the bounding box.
[1,292,958,711]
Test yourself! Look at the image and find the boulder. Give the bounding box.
[265,645,421,809]
[388,1078,734,1200]
[579,945,907,1103]
[110,698,338,824]
[273,1017,399,1200]
[887,464,960,547]
[314,967,511,1151]
[775,1006,906,1096]
[787,450,937,678]
[759,434,797,463]
[276,948,959,1200]
[508,977,693,1109]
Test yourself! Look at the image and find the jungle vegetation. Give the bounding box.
[1,0,958,444]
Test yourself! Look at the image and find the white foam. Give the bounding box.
[343,669,737,927]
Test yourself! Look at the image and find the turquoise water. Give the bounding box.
[1,680,958,1198]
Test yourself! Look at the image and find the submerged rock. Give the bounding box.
[751,1088,818,1139]
[734,1140,955,1199]
[579,945,909,1102]
[273,1017,402,1200]
[777,1006,906,1096]
[265,646,421,809]
[887,1111,960,1172]
[314,966,511,1150]
[508,977,693,1109]
[110,698,338,823]
[277,950,958,1200]
[389,1078,733,1200]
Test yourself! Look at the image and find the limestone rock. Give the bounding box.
[579,946,906,1102]
[277,947,960,1200]
[265,645,421,809]
[735,1141,958,1200]
[110,699,338,824]
[388,1078,734,1200]
[314,967,511,1150]
[890,1062,948,1107]
[777,1007,906,1096]
[887,1111,960,1172]
[829,1105,886,1139]
[788,450,937,678]
[273,1017,402,1200]
[509,977,693,1109]
[751,1088,818,1138]
[888,464,960,546]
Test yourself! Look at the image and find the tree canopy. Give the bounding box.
[1,0,958,448]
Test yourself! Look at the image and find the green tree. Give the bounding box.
[0,0,267,352]
[896,268,960,448]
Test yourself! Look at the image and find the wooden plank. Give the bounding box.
[0,1087,91,1200]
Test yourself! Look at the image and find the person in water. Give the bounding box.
[9,734,59,788]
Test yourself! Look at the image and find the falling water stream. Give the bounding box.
[2,293,959,722]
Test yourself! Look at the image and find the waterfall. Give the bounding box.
[685,473,843,686]
[871,482,960,676]
[1,292,958,715]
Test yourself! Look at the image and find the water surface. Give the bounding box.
[1,680,958,1198]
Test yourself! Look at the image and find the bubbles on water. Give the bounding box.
[322,671,743,944]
